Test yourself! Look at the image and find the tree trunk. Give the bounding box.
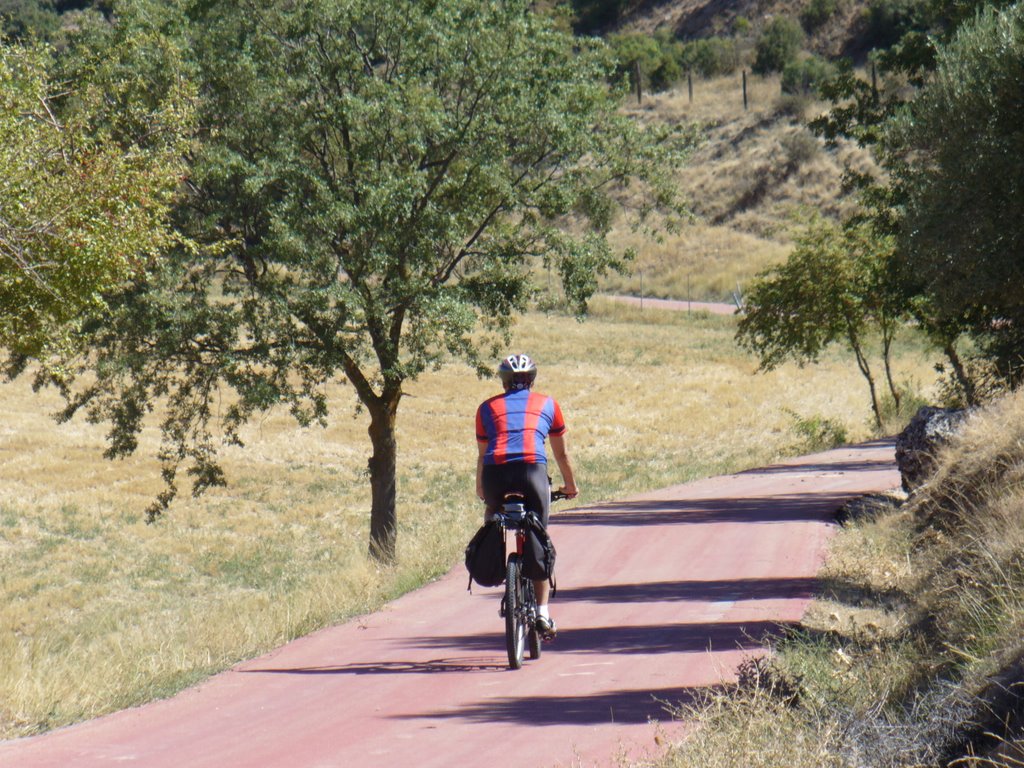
[849,330,882,429]
[882,322,901,410]
[944,340,978,406]
[367,394,400,563]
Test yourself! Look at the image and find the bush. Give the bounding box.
[753,17,805,74]
[608,32,666,91]
[863,0,920,50]
[785,409,849,451]
[800,0,838,32]
[781,55,838,95]
[682,36,740,77]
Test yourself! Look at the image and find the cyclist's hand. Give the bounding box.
[556,484,578,499]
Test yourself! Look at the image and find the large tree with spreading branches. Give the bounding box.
[54,0,689,561]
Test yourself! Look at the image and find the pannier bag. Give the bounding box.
[521,512,556,585]
[465,521,505,589]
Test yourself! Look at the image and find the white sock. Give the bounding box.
[538,605,550,620]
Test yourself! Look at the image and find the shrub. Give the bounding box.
[784,409,849,451]
[800,0,838,32]
[863,0,920,49]
[753,17,805,74]
[781,55,838,95]
[607,32,665,91]
[779,130,821,168]
[682,36,740,77]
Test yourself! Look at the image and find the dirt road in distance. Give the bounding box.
[605,294,739,315]
[0,441,899,768]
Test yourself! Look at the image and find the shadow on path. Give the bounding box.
[555,576,819,604]
[241,657,506,676]
[556,492,857,527]
[408,619,794,656]
[398,685,719,726]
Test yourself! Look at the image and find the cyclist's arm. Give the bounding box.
[549,433,578,498]
[476,441,487,500]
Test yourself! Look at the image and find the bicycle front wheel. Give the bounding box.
[505,556,525,670]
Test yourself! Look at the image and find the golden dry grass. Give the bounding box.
[0,304,938,739]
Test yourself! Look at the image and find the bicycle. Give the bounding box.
[491,490,567,670]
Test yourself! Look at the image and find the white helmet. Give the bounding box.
[498,354,537,391]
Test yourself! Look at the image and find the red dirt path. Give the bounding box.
[0,441,899,768]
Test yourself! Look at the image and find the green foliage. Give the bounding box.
[889,3,1024,385]
[608,31,664,91]
[784,408,849,451]
[864,0,923,50]
[681,36,740,77]
[0,39,192,360]
[800,0,838,32]
[753,17,805,75]
[570,0,630,33]
[782,55,838,95]
[736,217,903,427]
[0,0,59,39]
[57,0,690,560]
[0,0,108,41]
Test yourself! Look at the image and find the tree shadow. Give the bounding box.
[408,619,795,656]
[555,492,859,527]
[241,657,506,676]
[397,684,723,726]
[554,576,821,604]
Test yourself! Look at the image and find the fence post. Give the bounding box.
[742,70,748,110]
[688,71,693,104]
[634,60,642,104]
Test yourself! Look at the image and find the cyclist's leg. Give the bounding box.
[521,463,551,527]
[521,464,556,635]
[480,463,512,521]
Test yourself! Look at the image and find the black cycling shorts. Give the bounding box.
[481,462,551,527]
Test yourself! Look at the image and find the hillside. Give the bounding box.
[601,72,874,302]
[580,0,879,60]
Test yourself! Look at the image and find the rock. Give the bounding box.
[895,406,970,492]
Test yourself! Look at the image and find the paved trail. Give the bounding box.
[0,441,899,768]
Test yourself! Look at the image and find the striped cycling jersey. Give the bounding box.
[476,389,566,465]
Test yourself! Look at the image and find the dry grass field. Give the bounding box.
[0,300,938,739]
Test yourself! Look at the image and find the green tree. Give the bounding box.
[753,17,805,75]
[59,0,688,561]
[888,3,1024,385]
[736,218,903,428]
[0,39,191,361]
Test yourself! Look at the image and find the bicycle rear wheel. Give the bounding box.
[505,556,525,670]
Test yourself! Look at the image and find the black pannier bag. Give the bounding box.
[465,521,505,589]
[521,512,556,585]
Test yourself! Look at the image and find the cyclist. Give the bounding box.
[475,353,578,638]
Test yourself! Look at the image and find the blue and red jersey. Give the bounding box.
[476,389,566,466]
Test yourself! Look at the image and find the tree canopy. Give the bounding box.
[56,0,690,560]
[889,3,1024,384]
[0,37,191,361]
